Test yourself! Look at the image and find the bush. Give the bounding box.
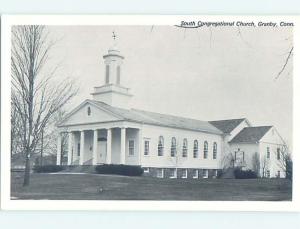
[217,170,224,178]
[33,165,64,173]
[95,164,144,176]
[234,168,257,179]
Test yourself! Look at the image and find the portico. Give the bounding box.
[56,125,141,166]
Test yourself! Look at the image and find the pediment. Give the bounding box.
[58,101,121,127]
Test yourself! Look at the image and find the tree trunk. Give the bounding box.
[40,129,44,166]
[23,153,31,186]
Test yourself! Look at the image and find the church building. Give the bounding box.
[56,41,286,179]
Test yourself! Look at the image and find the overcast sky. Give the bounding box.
[46,25,293,145]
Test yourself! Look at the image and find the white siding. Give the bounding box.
[229,143,259,170]
[140,124,223,169]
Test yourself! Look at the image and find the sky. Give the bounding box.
[46,25,293,146]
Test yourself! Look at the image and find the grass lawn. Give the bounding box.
[11,172,292,201]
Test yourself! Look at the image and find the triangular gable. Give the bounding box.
[260,127,286,145]
[57,100,122,127]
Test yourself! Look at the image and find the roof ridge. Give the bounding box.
[132,108,208,123]
[209,118,246,122]
[243,125,273,128]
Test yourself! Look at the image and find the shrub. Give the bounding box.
[33,165,64,173]
[234,168,257,179]
[95,164,144,176]
[217,170,224,178]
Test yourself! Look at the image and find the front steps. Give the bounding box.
[60,165,97,174]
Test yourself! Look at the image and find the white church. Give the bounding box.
[56,41,286,179]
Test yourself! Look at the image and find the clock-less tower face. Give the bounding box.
[103,46,124,86]
[91,36,132,109]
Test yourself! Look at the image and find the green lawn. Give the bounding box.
[11,172,292,201]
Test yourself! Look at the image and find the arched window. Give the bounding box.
[213,142,217,159]
[204,141,208,159]
[116,66,121,84]
[158,136,164,156]
[193,140,198,158]
[171,137,176,157]
[105,65,110,84]
[87,106,91,116]
[182,138,188,157]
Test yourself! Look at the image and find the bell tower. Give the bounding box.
[91,32,132,109]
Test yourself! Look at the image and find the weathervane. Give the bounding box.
[112,31,117,40]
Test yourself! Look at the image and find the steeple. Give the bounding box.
[103,32,124,85]
[91,32,132,109]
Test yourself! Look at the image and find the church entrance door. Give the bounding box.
[98,138,107,164]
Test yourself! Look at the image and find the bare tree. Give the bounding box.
[11,99,24,157]
[11,25,78,186]
[260,156,269,178]
[220,152,235,170]
[34,109,69,166]
[277,145,293,180]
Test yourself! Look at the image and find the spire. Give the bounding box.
[108,31,119,54]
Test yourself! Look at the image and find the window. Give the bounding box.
[203,141,208,159]
[277,170,281,178]
[193,140,198,158]
[157,168,164,178]
[182,169,188,178]
[182,138,188,157]
[158,136,164,156]
[129,140,135,156]
[213,142,217,159]
[77,143,80,156]
[87,106,91,116]
[170,168,177,178]
[213,169,218,178]
[266,170,270,178]
[277,148,281,160]
[105,65,110,84]
[192,169,198,179]
[203,169,208,178]
[116,66,121,84]
[267,147,270,159]
[171,137,176,157]
[144,140,150,156]
[143,167,150,173]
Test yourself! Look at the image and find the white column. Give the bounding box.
[56,133,62,165]
[120,127,126,164]
[138,128,143,165]
[106,128,112,164]
[79,130,85,165]
[67,132,73,165]
[93,129,98,165]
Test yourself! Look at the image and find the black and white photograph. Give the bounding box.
[1,15,299,210]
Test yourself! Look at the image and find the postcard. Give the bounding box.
[1,15,299,211]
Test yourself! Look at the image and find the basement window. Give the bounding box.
[143,167,150,173]
[182,169,188,178]
[157,168,164,178]
[170,168,177,178]
[192,169,198,179]
[203,169,208,178]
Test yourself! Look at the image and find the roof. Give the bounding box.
[88,100,223,135]
[229,126,273,144]
[209,118,246,134]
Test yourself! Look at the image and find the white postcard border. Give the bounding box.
[1,15,299,211]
